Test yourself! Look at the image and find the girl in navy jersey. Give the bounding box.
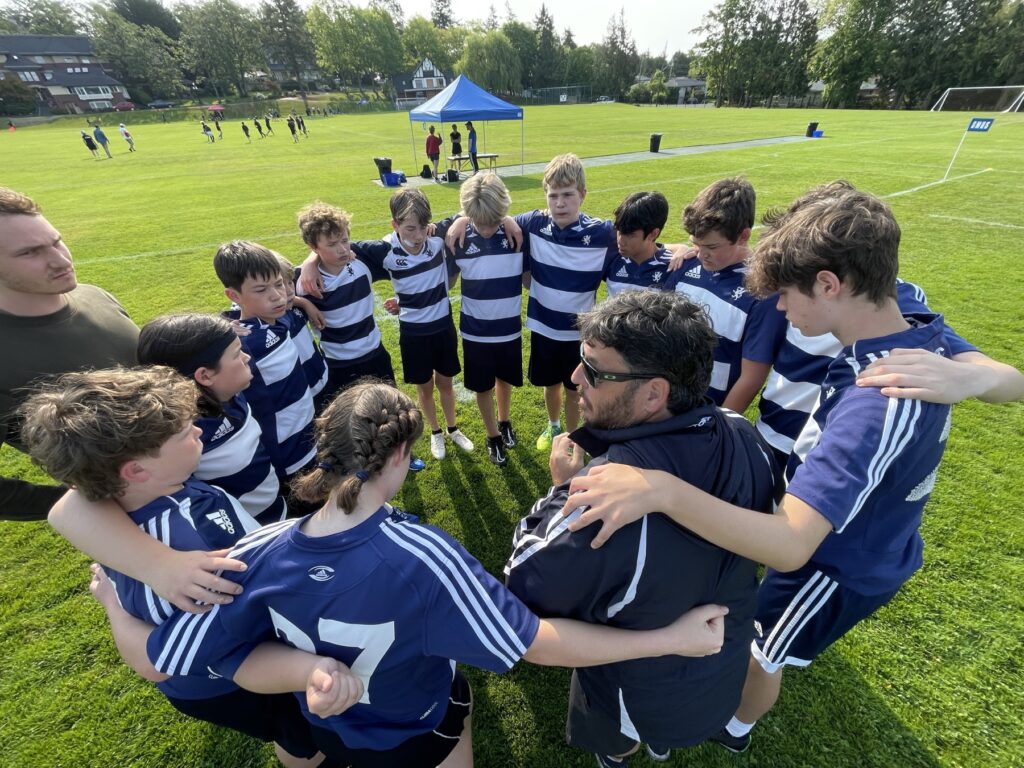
[148,381,729,768]
[138,313,287,524]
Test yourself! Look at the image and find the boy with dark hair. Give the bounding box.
[19,366,335,768]
[214,241,317,483]
[606,191,674,295]
[666,177,786,413]
[561,184,984,754]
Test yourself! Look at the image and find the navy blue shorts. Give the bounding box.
[752,565,900,673]
[527,331,579,390]
[462,337,523,392]
[399,323,460,384]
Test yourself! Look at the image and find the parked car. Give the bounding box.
[596,95,614,103]
[113,101,136,111]
[147,99,175,109]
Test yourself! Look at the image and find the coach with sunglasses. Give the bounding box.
[505,290,784,766]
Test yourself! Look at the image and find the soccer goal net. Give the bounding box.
[931,86,1024,112]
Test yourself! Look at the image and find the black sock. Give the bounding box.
[432,429,443,435]
[498,420,511,428]
[447,426,459,434]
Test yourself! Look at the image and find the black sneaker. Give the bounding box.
[710,727,751,754]
[498,421,517,448]
[486,436,508,467]
[644,744,671,762]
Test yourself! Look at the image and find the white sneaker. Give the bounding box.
[430,431,446,459]
[447,428,474,452]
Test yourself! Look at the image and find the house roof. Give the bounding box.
[44,70,122,87]
[0,35,93,56]
[667,76,706,88]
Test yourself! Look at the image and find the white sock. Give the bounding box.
[726,717,754,738]
[549,419,561,430]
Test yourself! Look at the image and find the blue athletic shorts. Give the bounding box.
[752,565,900,673]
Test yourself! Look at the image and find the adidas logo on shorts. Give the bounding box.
[685,265,702,279]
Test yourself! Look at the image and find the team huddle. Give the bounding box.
[4,151,1022,768]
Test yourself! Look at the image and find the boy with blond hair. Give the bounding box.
[272,251,329,403]
[292,205,395,403]
[19,366,335,768]
[664,177,786,413]
[448,173,526,465]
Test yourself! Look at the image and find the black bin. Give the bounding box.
[805,122,819,138]
[373,156,392,182]
[649,133,663,153]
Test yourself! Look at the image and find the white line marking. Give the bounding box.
[883,168,993,198]
[927,214,1024,230]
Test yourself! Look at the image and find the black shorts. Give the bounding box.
[167,689,319,759]
[317,346,396,409]
[399,323,461,385]
[527,331,579,390]
[462,338,523,393]
[752,565,900,673]
[427,152,440,162]
[311,669,472,768]
[564,671,668,757]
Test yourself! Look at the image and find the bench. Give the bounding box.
[447,153,499,174]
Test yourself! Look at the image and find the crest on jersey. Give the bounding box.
[582,234,591,246]
[652,271,663,283]
[308,565,336,582]
[731,286,747,300]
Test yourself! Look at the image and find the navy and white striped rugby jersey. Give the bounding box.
[282,305,328,395]
[147,506,539,751]
[296,258,388,364]
[235,315,316,476]
[193,394,286,525]
[354,233,453,337]
[756,280,977,457]
[107,479,259,700]
[604,246,674,296]
[448,223,525,343]
[785,313,954,595]
[664,257,787,405]
[519,211,619,341]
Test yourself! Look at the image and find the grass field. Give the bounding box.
[1,104,1022,768]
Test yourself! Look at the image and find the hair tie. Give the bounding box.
[355,470,370,482]
[317,461,334,472]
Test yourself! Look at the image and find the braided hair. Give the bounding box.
[292,381,423,512]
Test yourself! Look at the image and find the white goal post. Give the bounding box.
[931,86,1024,113]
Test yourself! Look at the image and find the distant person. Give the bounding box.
[81,130,99,158]
[286,116,299,143]
[118,123,136,152]
[200,121,215,143]
[93,125,113,158]
[264,115,274,135]
[425,125,442,181]
[466,121,479,174]
[213,118,223,140]
[253,119,265,139]
[8,120,16,131]
[297,115,308,137]
[241,122,251,143]
[449,123,462,157]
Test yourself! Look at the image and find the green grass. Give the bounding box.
[1,104,1022,767]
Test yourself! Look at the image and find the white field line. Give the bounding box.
[883,168,993,198]
[927,214,1024,230]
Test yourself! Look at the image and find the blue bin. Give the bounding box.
[812,129,824,138]
[383,172,401,187]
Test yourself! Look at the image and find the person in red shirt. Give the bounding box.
[425,125,443,182]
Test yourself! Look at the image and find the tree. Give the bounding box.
[431,0,454,29]
[401,14,455,72]
[89,6,182,103]
[562,28,576,49]
[0,75,37,115]
[308,1,401,86]
[669,49,690,77]
[595,9,639,99]
[455,30,520,92]
[261,0,315,103]
[3,0,82,35]
[649,68,668,104]
[501,19,537,89]
[564,43,596,86]
[178,0,263,97]
[533,4,562,88]
[811,0,893,107]
[485,4,499,30]
[111,0,179,39]
[370,0,403,27]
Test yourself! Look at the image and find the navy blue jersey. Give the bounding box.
[505,406,783,747]
[787,313,954,595]
[354,234,453,337]
[148,506,540,751]
[296,260,389,364]
[518,211,619,341]
[282,305,328,396]
[107,479,259,700]
[234,315,317,477]
[664,258,787,405]
[756,280,977,457]
[193,394,286,525]
[447,222,525,343]
[604,247,674,296]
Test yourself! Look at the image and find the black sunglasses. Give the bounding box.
[578,344,660,387]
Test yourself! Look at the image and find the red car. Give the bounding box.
[113,101,137,112]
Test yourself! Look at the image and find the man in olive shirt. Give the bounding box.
[0,187,139,521]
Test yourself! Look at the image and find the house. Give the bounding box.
[667,76,707,104]
[0,35,130,114]
[392,58,449,108]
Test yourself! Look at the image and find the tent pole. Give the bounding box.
[409,119,417,170]
[520,119,524,175]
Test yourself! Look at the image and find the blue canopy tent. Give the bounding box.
[408,75,524,174]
